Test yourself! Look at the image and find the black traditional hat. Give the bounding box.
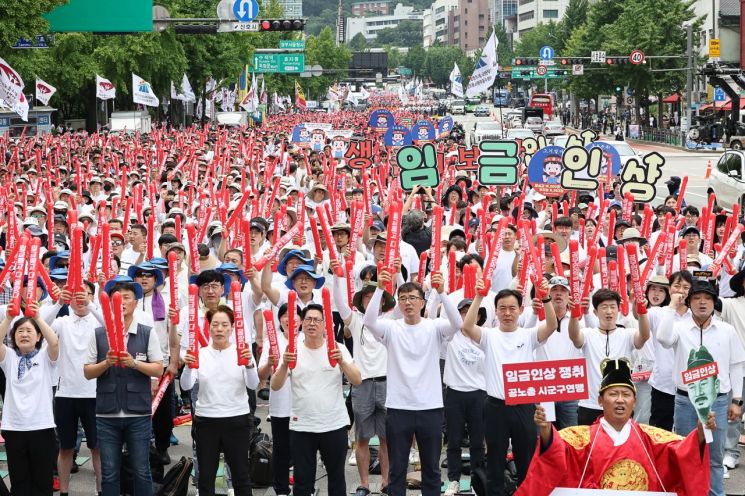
[599,358,636,395]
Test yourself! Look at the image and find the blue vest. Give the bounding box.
[94,324,153,415]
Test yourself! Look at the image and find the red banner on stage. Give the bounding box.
[503,358,589,405]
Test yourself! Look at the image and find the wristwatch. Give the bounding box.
[732,398,743,407]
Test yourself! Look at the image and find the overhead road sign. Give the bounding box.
[253,53,305,73]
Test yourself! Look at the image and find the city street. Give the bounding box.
[454,111,723,210]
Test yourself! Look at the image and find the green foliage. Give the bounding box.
[0,0,67,59]
[302,27,351,99]
[514,22,561,58]
[372,20,422,47]
[349,33,368,52]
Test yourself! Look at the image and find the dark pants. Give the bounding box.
[291,427,348,496]
[649,387,675,432]
[445,388,485,481]
[270,417,291,495]
[484,397,535,496]
[386,408,443,496]
[152,375,175,453]
[577,406,602,426]
[193,414,253,496]
[2,428,56,496]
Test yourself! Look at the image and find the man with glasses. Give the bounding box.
[271,304,362,496]
[462,280,557,496]
[362,269,461,496]
[130,262,181,465]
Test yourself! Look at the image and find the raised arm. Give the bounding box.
[535,279,558,343]
[32,303,59,361]
[463,279,485,344]
[568,315,585,349]
[331,264,353,325]
[261,263,281,306]
[633,312,651,350]
[433,272,463,339]
[0,313,11,362]
[657,296,684,349]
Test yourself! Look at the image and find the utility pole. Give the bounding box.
[335,0,344,47]
[685,23,693,144]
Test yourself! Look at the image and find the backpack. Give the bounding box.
[155,456,193,496]
[249,432,273,487]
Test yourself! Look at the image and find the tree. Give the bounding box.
[0,0,67,59]
[383,46,403,70]
[557,0,589,52]
[514,22,562,58]
[303,27,351,100]
[349,33,368,52]
[493,23,514,68]
[403,45,426,76]
[374,20,423,47]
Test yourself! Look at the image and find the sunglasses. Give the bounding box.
[135,272,156,278]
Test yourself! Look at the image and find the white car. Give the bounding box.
[525,117,544,135]
[450,99,466,114]
[707,151,745,208]
[601,140,644,167]
[506,128,536,140]
[471,122,504,144]
[552,135,570,147]
[544,120,566,136]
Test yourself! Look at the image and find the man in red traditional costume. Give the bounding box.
[516,358,715,496]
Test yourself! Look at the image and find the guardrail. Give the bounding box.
[637,126,682,146]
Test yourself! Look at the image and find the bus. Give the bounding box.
[493,88,509,107]
[529,93,554,119]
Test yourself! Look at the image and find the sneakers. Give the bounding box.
[354,486,370,496]
[170,433,179,446]
[444,480,460,496]
[723,454,739,470]
[227,490,235,496]
[409,448,420,465]
[348,451,357,466]
[724,466,730,480]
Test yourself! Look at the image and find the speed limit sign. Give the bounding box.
[629,50,645,65]
[536,65,548,76]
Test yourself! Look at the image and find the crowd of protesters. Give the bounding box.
[0,95,743,496]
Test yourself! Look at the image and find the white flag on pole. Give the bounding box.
[96,75,116,100]
[449,63,464,98]
[273,92,285,110]
[12,92,29,121]
[466,31,499,97]
[35,79,56,105]
[0,57,25,108]
[132,73,159,107]
[181,73,195,102]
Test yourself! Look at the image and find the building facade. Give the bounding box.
[351,1,392,16]
[422,0,459,48]
[516,0,569,37]
[278,0,303,18]
[345,3,424,42]
[453,0,491,55]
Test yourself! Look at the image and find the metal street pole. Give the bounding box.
[685,23,693,145]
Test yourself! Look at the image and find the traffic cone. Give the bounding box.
[705,160,712,179]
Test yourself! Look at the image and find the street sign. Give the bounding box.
[629,49,645,65]
[626,87,634,96]
[12,35,52,49]
[572,64,584,75]
[253,53,305,73]
[44,0,152,32]
[279,40,305,50]
[540,45,554,60]
[233,0,259,22]
[714,87,726,102]
[709,38,720,58]
[218,21,259,32]
[536,65,548,76]
[626,97,634,105]
[511,68,564,79]
[591,51,606,63]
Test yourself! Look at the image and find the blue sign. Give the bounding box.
[714,87,726,102]
[410,120,436,143]
[12,35,50,49]
[368,109,394,130]
[437,116,454,137]
[626,87,634,97]
[233,0,259,22]
[384,125,412,147]
[38,115,50,125]
[540,46,554,60]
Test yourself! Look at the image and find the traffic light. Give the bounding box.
[615,85,623,93]
[560,58,583,65]
[507,82,512,92]
[514,58,539,66]
[606,57,628,65]
[174,24,218,34]
[260,19,306,31]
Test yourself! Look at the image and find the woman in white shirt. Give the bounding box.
[182,305,259,496]
[258,302,299,496]
[0,302,60,495]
